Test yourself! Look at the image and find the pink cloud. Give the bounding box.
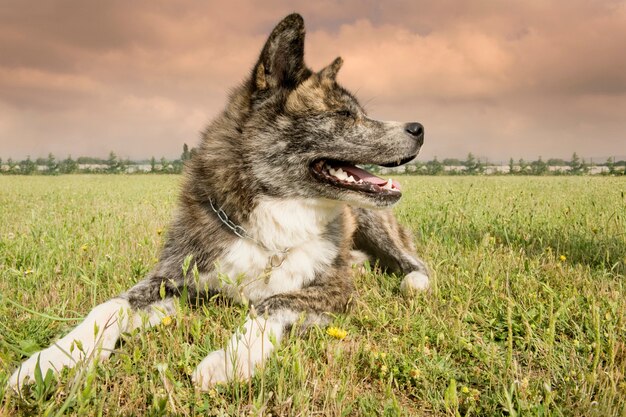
[0,0,625,161]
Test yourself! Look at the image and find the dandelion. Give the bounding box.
[559,255,566,262]
[157,228,164,235]
[392,337,399,343]
[326,326,347,340]
[380,364,388,375]
[161,315,173,326]
[24,268,34,276]
[461,386,470,394]
[81,244,88,252]
[410,368,422,379]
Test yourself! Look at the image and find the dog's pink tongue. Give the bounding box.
[334,164,401,191]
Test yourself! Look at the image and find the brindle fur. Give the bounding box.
[10,13,429,389]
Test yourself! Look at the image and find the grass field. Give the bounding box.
[0,175,624,416]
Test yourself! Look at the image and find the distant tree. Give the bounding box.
[508,157,516,174]
[172,160,184,174]
[45,153,58,174]
[20,156,36,175]
[59,155,78,174]
[569,152,588,175]
[7,158,16,172]
[181,143,191,161]
[518,158,529,174]
[442,158,463,166]
[160,157,168,172]
[606,157,616,175]
[405,161,421,173]
[107,151,119,173]
[0,157,3,172]
[465,153,483,175]
[119,158,129,173]
[425,157,444,175]
[361,164,379,174]
[547,158,567,166]
[530,156,548,175]
[35,157,47,166]
[78,156,99,164]
[150,156,157,173]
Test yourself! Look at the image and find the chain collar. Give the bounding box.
[208,197,290,277]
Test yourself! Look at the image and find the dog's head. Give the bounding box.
[233,14,424,209]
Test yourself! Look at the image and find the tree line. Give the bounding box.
[0,144,195,175]
[367,152,625,176]
[1,148,624,175]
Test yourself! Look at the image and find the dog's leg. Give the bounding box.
[192,273,353,389]
[8,273,180,390]
[352,207,430,294]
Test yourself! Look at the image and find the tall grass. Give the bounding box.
[1,175,624,416]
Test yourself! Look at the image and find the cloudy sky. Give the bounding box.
[1,0,625,162]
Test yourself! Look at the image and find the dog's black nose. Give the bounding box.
[405,122,424,145]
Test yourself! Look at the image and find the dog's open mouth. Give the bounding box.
[310,156,415,197]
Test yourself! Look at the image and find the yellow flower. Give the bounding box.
[81,244,88,252]
[24,269,34,276]
[559,255,567,262]
[156,228,164,235]
[461,386,470,394]
[326,326,347,340]
[161,316,173,326]
[410,368,422,379]
[380,364,388,374]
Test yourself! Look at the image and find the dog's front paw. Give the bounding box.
[9,347,68,390]
[400,271,430,296]
[192,350,230,390]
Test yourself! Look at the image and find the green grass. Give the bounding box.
[0,175,625,416]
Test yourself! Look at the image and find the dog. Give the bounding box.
[9,13,429,391]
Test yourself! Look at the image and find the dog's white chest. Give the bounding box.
[204,198,342,304]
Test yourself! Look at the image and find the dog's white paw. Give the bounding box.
[192,342,263,390]
[192,349,231,390]
[8,298,130,391]
[400,271,430,296]
[9,347,66,390]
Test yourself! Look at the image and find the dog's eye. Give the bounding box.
[336,110,354,118]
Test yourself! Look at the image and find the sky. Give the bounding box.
[1,0,625,162]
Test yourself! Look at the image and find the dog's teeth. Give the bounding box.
[347,175,355,183]
[357,179,363,184]
[397,159,401,165]
[329,168,336,176]
[383,179,393,190]
[335,170,348,180]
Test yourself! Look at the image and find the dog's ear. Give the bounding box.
[253,13,309,91]
[319,57,343,81]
